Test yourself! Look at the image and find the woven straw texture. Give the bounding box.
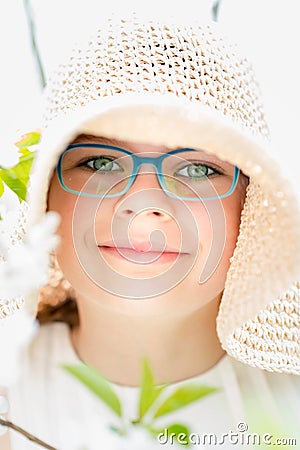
[44,18,268,138]
[7,16,300,373]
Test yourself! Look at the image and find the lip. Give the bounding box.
[99,239,185,253]
[98,239,189,264]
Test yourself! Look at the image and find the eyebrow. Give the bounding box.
[69,134,233,168]
[70,133,173,154]
[70,134,121,146]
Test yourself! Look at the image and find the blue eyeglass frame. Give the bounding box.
[57,143,240,201]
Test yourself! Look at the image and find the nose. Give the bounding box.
[113,171,175,222]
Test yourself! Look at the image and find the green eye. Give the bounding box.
[87,157,122,172]
[176,163,215,179]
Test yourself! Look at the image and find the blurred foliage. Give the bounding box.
[245,400,298,450]
[63,358,219,446]
[0,132,39,203]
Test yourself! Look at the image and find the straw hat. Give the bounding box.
[21,15,300,374]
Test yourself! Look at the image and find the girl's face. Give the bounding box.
[48,135,248,316]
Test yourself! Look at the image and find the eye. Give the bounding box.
[175,163,218,179]
[85,156,123,172]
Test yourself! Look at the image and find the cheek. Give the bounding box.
[224,176,248,250]
[188,186,245,287]
[47,174,79,275]
[48,175,74,241]
[47,175,117,284]
[220,182,247,263]
[213,182,247,278]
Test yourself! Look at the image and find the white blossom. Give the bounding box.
[0,143,19,168]
[0,210,60,387]
[0,211,60,299]
[0,309,37,386]
[0,205,21,254]
[76,421,163,450]
[0,195,18,219]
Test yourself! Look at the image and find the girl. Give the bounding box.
[3,14,300,450]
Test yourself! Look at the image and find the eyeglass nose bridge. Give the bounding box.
[129,153,165,188]
[126,149,193,195]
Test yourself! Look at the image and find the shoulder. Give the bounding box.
[6,322,114,449]
[28,321,77,361]
[225,355,300,402]
[225,356,300,437]
[19,321,79,380]
[229,355,300,395]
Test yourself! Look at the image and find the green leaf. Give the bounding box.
[63,363,122,417]
[153,384,218,418]
[18,147,32,157]
[0,131,37,201]
[0,178,4,197]
[138,359,166,421]
[165,423,191,446]
[0,150,35,202]
[146,423,191,447]
[11,152,35,184]
[15,131,41,148]
[0,168,27,201]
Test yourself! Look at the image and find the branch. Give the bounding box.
[212,0,223,21]
[0,417,58,450]
[23,0,46,89]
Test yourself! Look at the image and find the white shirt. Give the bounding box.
[6,322,300,450]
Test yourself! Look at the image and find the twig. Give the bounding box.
[0,417,58,450]
[212,0,223,21]
[23,0,46,88]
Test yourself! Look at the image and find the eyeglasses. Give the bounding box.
[57,144,240,201]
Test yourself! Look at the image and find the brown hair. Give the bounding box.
[37,135,99,328]
[37,297,79,327]
[36,253,79,327]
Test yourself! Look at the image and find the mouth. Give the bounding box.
[98,240,189,264]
